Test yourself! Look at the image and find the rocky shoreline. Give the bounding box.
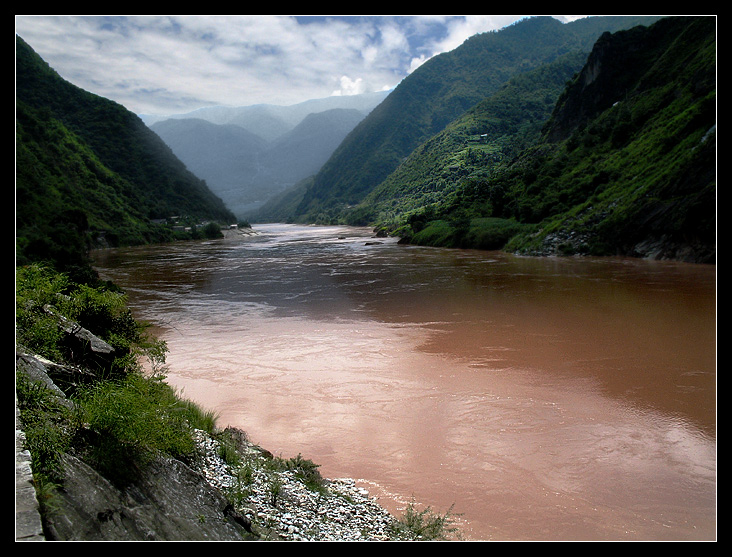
[15,283,453,541]
[16,346,424,541]
[192,428,400,541]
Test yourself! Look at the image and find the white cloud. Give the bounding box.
[14,15,530,116]
[332,76,366,97]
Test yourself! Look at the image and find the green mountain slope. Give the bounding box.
[505,16,716,262]
[388,16,715,263]
[16,35,236,273]
[344,50,590,230]
[283,16,660,223]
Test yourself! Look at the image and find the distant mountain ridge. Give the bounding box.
[141,90,390,141]
[148,92,389,217]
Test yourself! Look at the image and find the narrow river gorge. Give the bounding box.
[91,223,716,541]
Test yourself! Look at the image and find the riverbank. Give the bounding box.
[16,261,461,541]
[16,347,454,541]
[191,427,406,540]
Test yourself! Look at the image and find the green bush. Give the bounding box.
[16,265,71,361]
[465,218,531,250]
[389,500,460,540]
[410,220,458,247]
[16,373,74,483]
[75,374,204,482]
[268,453,325,494]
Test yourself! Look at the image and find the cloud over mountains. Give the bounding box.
[15,15,535,116]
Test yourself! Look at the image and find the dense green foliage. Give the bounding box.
[16,35,235,274]
[277,16,660,224]
[482,16,715,260]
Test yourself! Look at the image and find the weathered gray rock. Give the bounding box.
[42,452,255,541]
[16,350,91,403]
[16,404,44,541]
[43,305,123,375]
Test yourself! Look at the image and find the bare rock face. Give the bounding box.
[42,452,255,541]
[16,405,44,541]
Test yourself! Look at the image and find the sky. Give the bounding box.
[15,15,585,117]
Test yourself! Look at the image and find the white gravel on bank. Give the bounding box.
[192,429,402,541]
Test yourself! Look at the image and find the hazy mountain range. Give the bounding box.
[143,92,390,216]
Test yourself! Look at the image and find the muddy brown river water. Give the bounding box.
[91,223,716,541]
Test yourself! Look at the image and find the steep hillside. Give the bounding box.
[342,50,590,231]
[392,16,715,263]
[265,108,368,184]
[283,16,660,223]
[506,15,716,262]
[15,35,236,273]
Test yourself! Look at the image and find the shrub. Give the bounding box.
[16,265,71,361]
[465,217,530,250]
[389,500,460,541]
[16,373,74,483]
[75,374,212,483]
[268,453,325,493]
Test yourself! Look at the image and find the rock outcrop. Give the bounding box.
[16,346,257,541]
[42,451,255,541]
[16,404,44,541]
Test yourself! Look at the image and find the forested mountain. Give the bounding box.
[277,16,661,224]
[391,16,715,263]
[343,50,591,227]
[15,15,715,271]
[259,16,715,263]
[15,35,236,275]
[504,16,716,262]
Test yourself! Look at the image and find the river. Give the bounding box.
[91,223,717,541]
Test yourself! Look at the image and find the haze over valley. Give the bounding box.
[144,91,390,216]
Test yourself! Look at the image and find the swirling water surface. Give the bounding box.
[92,224,716,541]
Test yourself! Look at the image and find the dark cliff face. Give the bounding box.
[510,16,716,263]
[543,17,712,144]
[543,26,651,143]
